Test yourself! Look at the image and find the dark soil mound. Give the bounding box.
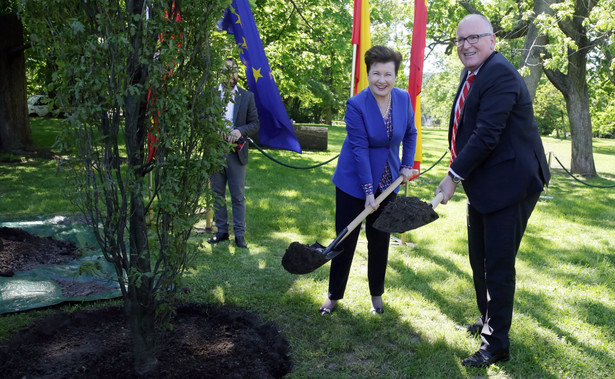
[0,226,79,276]
[0,303,292,378]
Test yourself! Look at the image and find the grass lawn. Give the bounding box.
[1,118,614,378]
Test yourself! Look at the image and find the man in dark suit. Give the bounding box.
[208,58,259,248]
[436,14,550,367]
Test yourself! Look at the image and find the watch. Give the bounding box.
[448,171,462,184]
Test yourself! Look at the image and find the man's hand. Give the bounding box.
[226,129,242,143]
[436,175,458,205]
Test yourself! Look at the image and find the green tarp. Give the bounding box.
[0,216,121,314]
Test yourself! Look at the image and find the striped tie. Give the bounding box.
[451,72,475,162]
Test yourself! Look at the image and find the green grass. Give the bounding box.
[1,119,615,378]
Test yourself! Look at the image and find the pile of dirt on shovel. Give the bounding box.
[373,196,439,233]
[282,242,329,274]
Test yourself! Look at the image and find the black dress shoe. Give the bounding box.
[370,307,384,315]
[235,235,248,248]
[207,232,229,244]
[461,349,510,367]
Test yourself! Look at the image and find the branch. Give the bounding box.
[544,66,569,95]
[286,0,326,44]
[458,0,529,40]
[8,42,31,55]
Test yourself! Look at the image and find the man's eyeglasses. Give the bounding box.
[454,33,493,47]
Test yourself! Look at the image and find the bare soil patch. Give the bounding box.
[0,227,292,378]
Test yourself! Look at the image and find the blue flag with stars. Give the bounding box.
[219,0,302,153]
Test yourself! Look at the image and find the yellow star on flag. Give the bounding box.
[252,67,263,83]
[230,7,242,27]
[239,37,247,51]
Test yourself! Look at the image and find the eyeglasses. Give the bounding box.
[454,33,493,47]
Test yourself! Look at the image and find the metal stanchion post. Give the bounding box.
[541,151,553,199]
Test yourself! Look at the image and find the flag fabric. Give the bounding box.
[351,0,372,95]
[407,0,427,176]
[219,0,302,153]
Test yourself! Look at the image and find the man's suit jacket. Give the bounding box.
[333,87,417,199]
[232,86,260,165]
[449,51,550,214]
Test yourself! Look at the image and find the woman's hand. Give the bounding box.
[400,167,416,184]
[365,194,378,211]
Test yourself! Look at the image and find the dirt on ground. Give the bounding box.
[0,226,80,276]
[0,227,293,378]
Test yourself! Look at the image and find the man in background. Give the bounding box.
[208,58,259,248]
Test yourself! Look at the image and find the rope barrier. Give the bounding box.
[411,149,449,179]
[247,137,339,169]
[550,152,615,188]
[248,133,614,193]
[248,136,451,174]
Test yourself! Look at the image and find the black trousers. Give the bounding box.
[327,187,395,300]
[467,191,541,353]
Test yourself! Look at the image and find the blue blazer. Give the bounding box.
[333,87,418,199]
[449,52,550,213]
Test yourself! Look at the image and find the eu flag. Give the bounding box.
[219,0,302,153]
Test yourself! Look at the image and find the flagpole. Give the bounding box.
[350,44,357,98]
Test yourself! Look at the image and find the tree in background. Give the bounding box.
[24,0,229,375]
[427,0,615,177]
[0,0,33,153]
[533,79,567,137]
[252,0,352,124]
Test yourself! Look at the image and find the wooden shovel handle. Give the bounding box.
[430,192,444,210]
[338,176,404,244]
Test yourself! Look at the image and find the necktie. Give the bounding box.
[451,72,475,162]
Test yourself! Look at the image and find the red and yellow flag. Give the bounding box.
[351,0,372,95]
[408,0,427,177]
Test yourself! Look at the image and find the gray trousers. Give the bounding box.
[210,152,246,237]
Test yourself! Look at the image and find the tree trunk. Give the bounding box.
[542,0,597,177]
[519,0,555,99]
[123,1,157,375]
[0,14,33,153]
[126,198,158,376]
[520,22,545,100]
[565,50,596,176]
[546,54,596,176]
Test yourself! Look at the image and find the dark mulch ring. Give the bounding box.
[1,303,293,378]
[0,226,293,378]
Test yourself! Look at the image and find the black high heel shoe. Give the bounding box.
[319,299,337,317]
[319,306,334,316]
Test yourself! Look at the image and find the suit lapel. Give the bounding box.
[233,88,243,124]
[365,89,387,141]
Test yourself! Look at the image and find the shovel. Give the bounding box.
[373,191,444,233]
[282,176,404,275]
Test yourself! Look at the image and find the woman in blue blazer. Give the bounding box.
[320,46,417,316]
